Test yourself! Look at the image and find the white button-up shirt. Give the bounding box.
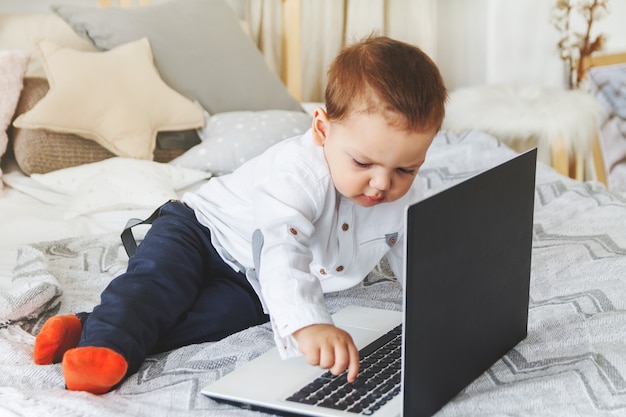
[183,129,422,357]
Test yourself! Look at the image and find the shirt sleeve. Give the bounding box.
[251,156,334,358]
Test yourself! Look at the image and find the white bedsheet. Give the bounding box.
[0,158,198,291]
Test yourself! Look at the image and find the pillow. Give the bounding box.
[53,0,304,114]
[587,64,626,119]
[170,110,312,175]
[12,38,204,160]
[11,77,197,175]
[0,50,29,192]
[30,157,212,219]
[0,13,98,77]
[157,129,201,150]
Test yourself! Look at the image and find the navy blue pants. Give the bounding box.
[78,201,269,377]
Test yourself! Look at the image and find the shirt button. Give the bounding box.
[342,223,349,231]
[289,227,298,235]
[336,266,344,272]
[389,237,397,245]
[319,268,327,275]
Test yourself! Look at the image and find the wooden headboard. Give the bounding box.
[582,52,626,76]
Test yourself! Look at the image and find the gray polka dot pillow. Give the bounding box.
[169,110,312,176]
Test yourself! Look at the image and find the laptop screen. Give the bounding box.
[402,148,536,416]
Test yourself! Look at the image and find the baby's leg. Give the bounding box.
[154,271,269,353]
[62,201,213,394]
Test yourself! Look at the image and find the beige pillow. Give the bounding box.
[0,14,98,78]
[13,38,203,160]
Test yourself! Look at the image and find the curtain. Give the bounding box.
[244,0,283,76]
[299,0,437,102]
[241,0,437,102]
[233,0,626,101]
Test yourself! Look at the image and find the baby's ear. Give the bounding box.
[312,107,329,146]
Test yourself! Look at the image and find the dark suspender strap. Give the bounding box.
[120,205,162,258]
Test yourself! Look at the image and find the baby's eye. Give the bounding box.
[397,168,416,175]
[352,159,371,168]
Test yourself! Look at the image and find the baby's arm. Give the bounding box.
[292,323,360,382]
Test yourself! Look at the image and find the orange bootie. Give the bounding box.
[34,315,82,365]
[62,346,128,394]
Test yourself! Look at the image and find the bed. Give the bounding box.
[2,1,626,416]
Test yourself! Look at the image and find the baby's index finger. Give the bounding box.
[346,343,360,383]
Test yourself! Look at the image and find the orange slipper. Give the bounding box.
[62,346,128,394]
[34,315,82,365]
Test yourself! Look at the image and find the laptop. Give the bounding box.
[202,148,537,417]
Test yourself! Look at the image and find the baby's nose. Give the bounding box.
[370,172,391,191]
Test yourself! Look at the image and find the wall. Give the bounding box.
[437,0,626,90]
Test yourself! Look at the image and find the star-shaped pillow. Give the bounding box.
[13,38,203,160]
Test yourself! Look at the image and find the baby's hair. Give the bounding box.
[325,35,447,132]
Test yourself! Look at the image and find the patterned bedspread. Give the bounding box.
[1,130,626,417]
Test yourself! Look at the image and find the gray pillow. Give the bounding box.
[52,0,303,114]
[169,110,312,175]
[157,129,200,150]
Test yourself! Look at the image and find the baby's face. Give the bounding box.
[313,109,436,207]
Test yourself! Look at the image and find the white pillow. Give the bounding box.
[170,110,312,175]
[30,157,211,219]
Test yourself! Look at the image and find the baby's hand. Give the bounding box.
[292,323,360,382]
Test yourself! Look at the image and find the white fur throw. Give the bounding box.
[443,85,607,164]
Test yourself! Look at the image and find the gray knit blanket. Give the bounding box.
[1,130,626,417]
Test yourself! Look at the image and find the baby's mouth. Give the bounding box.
[364,194,384,203]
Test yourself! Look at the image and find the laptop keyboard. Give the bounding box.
[286,324,402,415]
